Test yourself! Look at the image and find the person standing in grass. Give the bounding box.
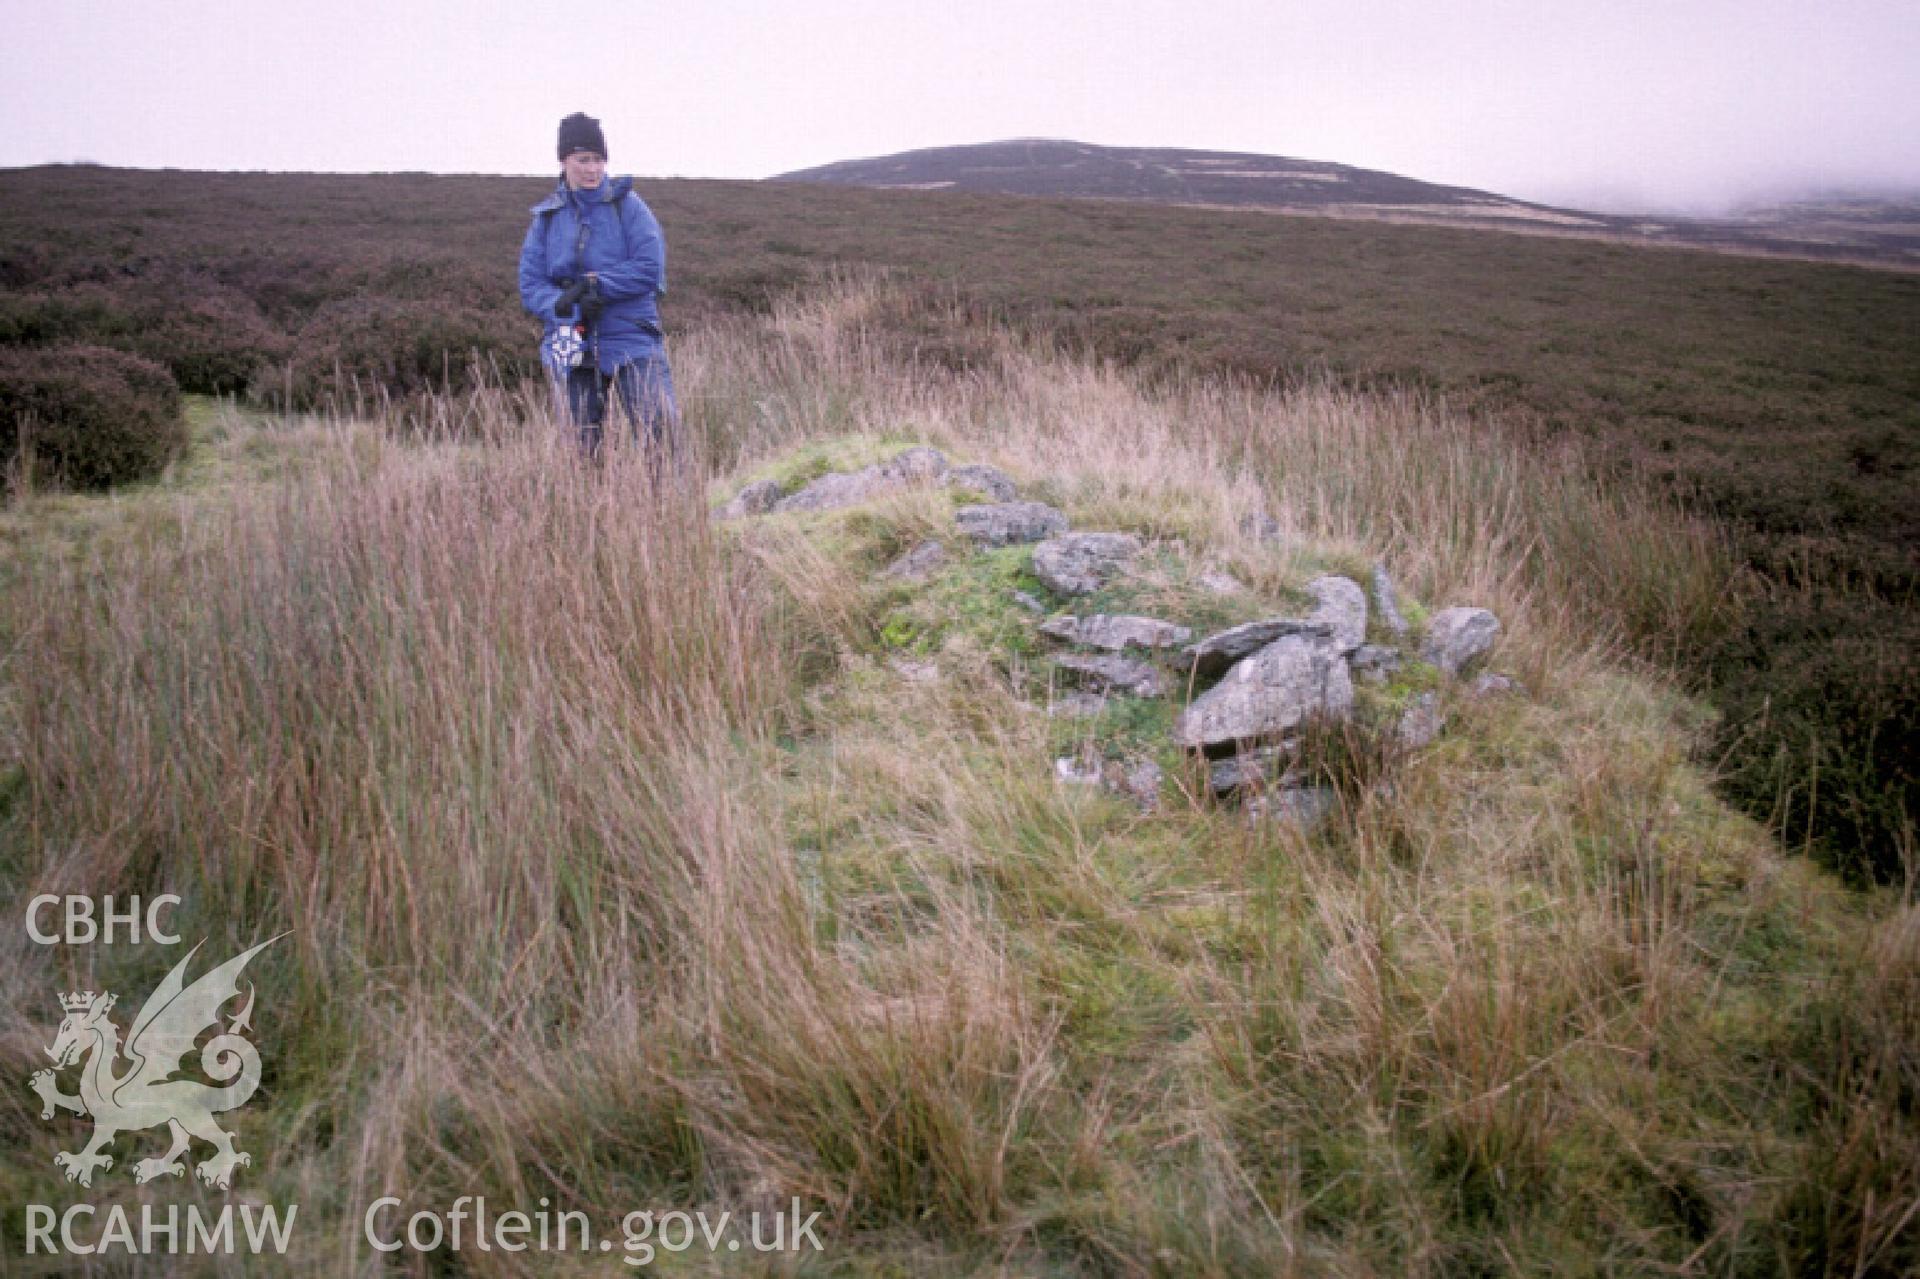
[519,112,679,463]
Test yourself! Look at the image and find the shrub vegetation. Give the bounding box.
[0,341,185,488]
[263,294,535,411]
[0,162,1911,875]
[0,276,287,395]
[2,287,1913,1272]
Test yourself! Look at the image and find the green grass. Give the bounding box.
[877,541,1049,662]
[2,234,1916,1275]
[3,164,1914,873]
[745,432,924,493]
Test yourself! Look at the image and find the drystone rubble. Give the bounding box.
[719,448,1515,825]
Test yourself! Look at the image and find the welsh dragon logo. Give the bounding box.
[30,936,283,1189]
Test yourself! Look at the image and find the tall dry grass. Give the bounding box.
[1,280,1912,1274]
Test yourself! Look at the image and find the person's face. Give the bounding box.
[563,151,605,190]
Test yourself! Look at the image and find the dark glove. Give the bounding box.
[553,278,587,319]
[577,276,605,324]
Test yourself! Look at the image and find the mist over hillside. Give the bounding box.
[777,139,1920,269]
[779,137,1555,212]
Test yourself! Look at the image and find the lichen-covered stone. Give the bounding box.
[1421,607,1501,676]
[1055,755,1104,786]
[1306,575,1367,654]
[955,501,1069,547]
[1108,758,1165,810]
[1468,671,1519,699]
[1395,691,1445,750]
[1055,652,1167,697]
[718,478,785,520]
[1246,785,1339,832]
[881,445,950,483]
[1174,632,1354,753]
[1349,644,1405,685]
[1207,742,1299,795]
[1040,613,1193,652]
[1182,618,1333,678]
[880,539,947,582]
[948,463,1018,502]
[1056,754,1165,810]
[1372,563,1411,639]
[773,446,951,514]
[1048,691,1109,719]
[1032,532,1142,596]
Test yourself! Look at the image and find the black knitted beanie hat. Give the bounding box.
[557,113,607,161]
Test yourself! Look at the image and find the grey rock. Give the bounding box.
[947,463,1018,502]
[1174,632,1355,753]
[1048,691,1109,719]
[880,539,947,582]
[1247,785,1340,833]
[718,477,785,520]
[1349,644,1405,685]
[955,501,1069,547]
[1306,575,1368,654]
[773,446,951,514]
[772,471,871,514]
[1011,590,1047,615]
[1040,613,1194,652]
[1468,671,1519,699]
[1056,653,1168,698]
[1372,563,1411,639]
[1207,742,1299,795]
[1421,607,1502,677]
[1394,692,1445,751]
[1055,754,1165,811]
[1108,758,1165,810]
[1198,570,1246,596]
[1182,618,1333,678]
[883,446,952,482]
[1032,532,1142,596]
[1055,755,1104,787]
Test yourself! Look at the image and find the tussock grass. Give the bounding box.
[7,164,1913,873]
[1,282,1913,1273]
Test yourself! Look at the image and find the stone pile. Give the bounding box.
[718,450,1516,826]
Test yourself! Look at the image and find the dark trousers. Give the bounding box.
[558,351,679,462]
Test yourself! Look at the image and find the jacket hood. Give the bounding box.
[531,175,634,214]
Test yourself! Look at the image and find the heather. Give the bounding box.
[2,286,1913,1273]
[0,342,185,488]
[0,162,1912,872]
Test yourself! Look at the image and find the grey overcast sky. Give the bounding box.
[3,0,1916,214]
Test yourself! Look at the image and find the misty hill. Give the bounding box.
[777,137,1597,222]
[777,139,1920,269]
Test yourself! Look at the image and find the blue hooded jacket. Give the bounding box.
[519,175,667,373]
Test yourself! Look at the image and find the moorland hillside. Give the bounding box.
[776,138,1920,268]
[3,285,1914,1273]
[0,163,1914,878]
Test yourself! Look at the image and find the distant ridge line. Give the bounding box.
[774,137,1595,221]
[772,138,1920,270]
